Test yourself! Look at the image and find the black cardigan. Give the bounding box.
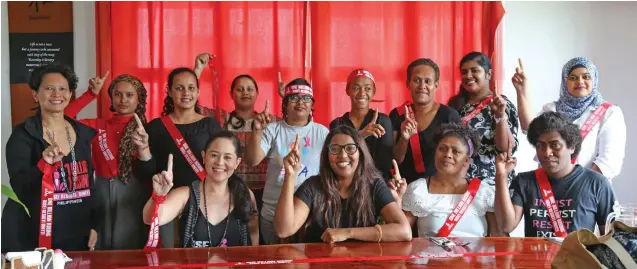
[1,113,100,252]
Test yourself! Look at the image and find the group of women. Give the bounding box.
[1,51,625,252]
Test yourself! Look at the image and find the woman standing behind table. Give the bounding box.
[142,131,259,248]
[391,123,502,238]
[514,57,626,180]
[136,67,227,248]
[244,78,329,244]
[63,73,152,250]
[448,52,519,186]
[329,69,394,180]
[193,53,274,210]
[1,64,99,252]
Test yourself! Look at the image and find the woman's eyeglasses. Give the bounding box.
[288,95,313,103]
[328,143,358,155]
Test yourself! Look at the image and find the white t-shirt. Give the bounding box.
[538,102,626,180]
[402,178,495,237]
[259,120,330,221]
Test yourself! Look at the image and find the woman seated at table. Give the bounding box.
[142,131,259,247]
[514,57,625,180]
[274,125,411,243]
[391,123,501,237]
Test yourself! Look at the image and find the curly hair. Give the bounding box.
[282,78,315,121]
[448,52,493,112]
[162,67,203,116]
[314,125,381,229]
[203,131,256,222]
[406,58,440,85]
[107,74,148,183]
[28,64,79,92]
[430,122,482,157]
[527,111,582,159]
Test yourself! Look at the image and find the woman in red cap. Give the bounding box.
[329,69,394,180]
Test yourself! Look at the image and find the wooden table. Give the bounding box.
[62,237,560,268]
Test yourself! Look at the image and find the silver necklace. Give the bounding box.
[202,179,230,247]
[44,121,78,194]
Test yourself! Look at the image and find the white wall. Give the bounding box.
[1,2,97,211]
[502,1,637,206]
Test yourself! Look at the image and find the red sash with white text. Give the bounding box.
[437,178,481,237]
[572,102,612,164]
[535,168,568,238]
[96,128,119,176]
[397,103,425,173]
[461,95,494,125]
[38,160,61,249]
[160,116,206,181]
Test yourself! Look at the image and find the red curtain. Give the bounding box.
[95,1,504,125]
[309,1,504,124]
[95,1,308,120]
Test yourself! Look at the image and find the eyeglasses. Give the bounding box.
[328,143,358,155]
[288,95,313,103]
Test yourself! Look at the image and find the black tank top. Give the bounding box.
[180,181,250,247]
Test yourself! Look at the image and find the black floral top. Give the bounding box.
[459,95,519,185]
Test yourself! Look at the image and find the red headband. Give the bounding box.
[284,84,313,97]
[347,69,376,84]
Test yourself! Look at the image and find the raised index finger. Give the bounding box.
[101,71,110,80]
[167,154,173,172]
[294,134,300,152]
[278,72,282,84]
[264,100,270,114]
[372,108,379,123]
[518,58,524,71]
[133,113,144,128]
[392,159,402,179]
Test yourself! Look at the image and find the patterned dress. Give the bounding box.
[459,95,519,185]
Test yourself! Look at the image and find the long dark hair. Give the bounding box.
[314,125,381,228]
[282,78,315,121]
[227,74,259,130]
[107,74,148,183]
[203,131,256,222]
[448,52,493,112]
[162,67,203,116]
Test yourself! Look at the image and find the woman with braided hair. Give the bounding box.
[64,73,152,249]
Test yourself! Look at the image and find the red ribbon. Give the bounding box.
[437,178,482,237]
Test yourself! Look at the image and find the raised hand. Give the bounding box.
[131,113,149,150]
[359,108,386,139]
[495,147,517,176]
[194,53,215,70]
[511,58,527,94]
[253,100,274,131]
[489,95,508,119]
[400,105,418,140]
[282,134,302,176]
[152,154,174,196]
[88,71,110,95]
[42,130,64,165]
[388,159,407,202]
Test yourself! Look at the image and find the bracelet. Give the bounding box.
[494,113,509,124]
[139,145,150,151]
[374,224,382,243]
[152,192,167,203]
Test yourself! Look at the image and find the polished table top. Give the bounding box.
[63,237,560,269]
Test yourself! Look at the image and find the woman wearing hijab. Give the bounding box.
[515,57,626,180]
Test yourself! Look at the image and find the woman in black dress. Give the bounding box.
[142,131,258,247]
[1,64,99,252]
[135,67,224,248]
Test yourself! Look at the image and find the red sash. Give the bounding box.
[437,178,481,237]
[96,128,119,176]
[572,102,612,164]
[160,116,206,181]
[461,95,494,125]
[37,159,61,249]
[535,168,568,237]
[144,200,162,250]
[397,103,425,173]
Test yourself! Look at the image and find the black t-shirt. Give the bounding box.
[388,104,461,183]
[511,165,617,238]
[329,110,394,180]
[2,115,98,252]
[137,117,222,188]
[294,176,395,243]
